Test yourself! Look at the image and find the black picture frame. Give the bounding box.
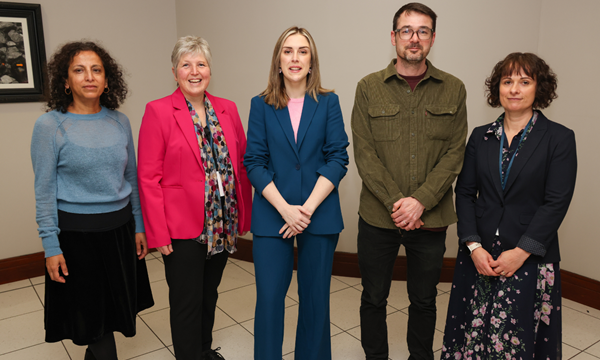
[0,2,46,103]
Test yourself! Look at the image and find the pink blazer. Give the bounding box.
[138,88,252,249]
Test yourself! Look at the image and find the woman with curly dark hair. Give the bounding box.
[31,41,154,360]
[441,52,577,359]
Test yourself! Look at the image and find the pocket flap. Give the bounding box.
[368,104,400,118]
[426,105,457,116]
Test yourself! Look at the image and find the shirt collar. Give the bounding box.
[383,58,444,82]
[485,111,539,141]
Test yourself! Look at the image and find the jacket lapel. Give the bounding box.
[207,92,238,175]
[502,114,548,194]
[172,88,202,167]
[487,133,504,199]
[274,104,300,159]
[296,94,318,150]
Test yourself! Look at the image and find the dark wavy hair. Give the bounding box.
[485,52,557,110]
[393,2,437,32]
[45,41,127,113]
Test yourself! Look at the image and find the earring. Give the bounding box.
[104,86,109,94]
[65,88,71,95]
[279,68,282,74]
[308,68,312,74]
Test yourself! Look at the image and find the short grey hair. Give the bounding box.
[171,35,212,70]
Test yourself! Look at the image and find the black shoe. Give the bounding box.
[202,347,225,360]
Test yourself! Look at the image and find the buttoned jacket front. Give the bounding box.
[244,92,349,236]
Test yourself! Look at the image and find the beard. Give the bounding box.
[399,44,425,63]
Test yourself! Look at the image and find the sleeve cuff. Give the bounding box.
[517,235,546,257]
[383,192,404,214]
[410,188,437,211]
[42,235,62,258]
[459,235,481,245]
[316,164,345,189]
[247,168,275,195]
[134,214,145,233]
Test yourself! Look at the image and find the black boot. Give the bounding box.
[202,347,225,359]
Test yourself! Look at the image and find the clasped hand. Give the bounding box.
[391,197,425,230]
[279,204,312,239]
[470,246,530,278]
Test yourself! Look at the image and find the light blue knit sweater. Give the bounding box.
[31,107,144,258]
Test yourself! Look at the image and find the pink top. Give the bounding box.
[287,97,304,142]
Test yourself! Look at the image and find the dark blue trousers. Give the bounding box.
[253,232,338,360]
[357,217,446,360]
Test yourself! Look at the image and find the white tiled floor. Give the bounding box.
[1,253,600,359]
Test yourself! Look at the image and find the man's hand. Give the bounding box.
[391,197,425,230]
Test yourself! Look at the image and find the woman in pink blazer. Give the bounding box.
[137,36,251,360]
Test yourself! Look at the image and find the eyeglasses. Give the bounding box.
[394,27,434,40]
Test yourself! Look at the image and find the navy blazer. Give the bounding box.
[244,92,349,236]
[455,111,577,264]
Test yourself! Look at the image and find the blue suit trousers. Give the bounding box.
[253,232,338,360]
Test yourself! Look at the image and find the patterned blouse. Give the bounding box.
[484,111,538,189]
[187,97,238,258]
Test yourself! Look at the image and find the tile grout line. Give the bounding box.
[0,341,47,357]
[580,338,600,358]
[135,314,172,357]
[562,303,600,321]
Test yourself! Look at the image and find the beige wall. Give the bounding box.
[537,0,600,278]
[3,0,598,282]
[0,0,177,260]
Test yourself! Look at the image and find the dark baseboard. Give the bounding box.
[0,252,45,285]
[230,238,600,310]
[3,239,599,311]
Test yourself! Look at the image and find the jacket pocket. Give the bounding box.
[425,105,457,141]
[368,104,401,141]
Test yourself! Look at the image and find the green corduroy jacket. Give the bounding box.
[351,59,468,229]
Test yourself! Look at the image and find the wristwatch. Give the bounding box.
[466,242,482,255]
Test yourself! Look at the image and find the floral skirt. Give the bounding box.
[441,240,562,360]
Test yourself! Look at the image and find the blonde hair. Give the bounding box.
[261,26,332,109]
[171,36,212,71]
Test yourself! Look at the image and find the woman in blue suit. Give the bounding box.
[244,26,349,360]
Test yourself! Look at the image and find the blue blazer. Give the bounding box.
[244,92,349,237]
[455,111,577,263]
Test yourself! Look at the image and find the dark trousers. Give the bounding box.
[357,217,446,360]
[162,239,229,360]
[253,233,338,360]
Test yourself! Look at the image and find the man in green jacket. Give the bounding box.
[351,3,468,359]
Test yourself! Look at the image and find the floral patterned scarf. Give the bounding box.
[187,97,238,257]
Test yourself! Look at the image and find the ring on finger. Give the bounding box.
[402,221,407,226]
[501,271,506,276]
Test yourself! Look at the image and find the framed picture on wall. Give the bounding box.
[0,2,46,103]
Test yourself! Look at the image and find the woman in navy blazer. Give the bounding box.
[441,53,577,359]
[244,26,349,360]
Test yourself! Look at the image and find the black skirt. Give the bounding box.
[44,216,154,345]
